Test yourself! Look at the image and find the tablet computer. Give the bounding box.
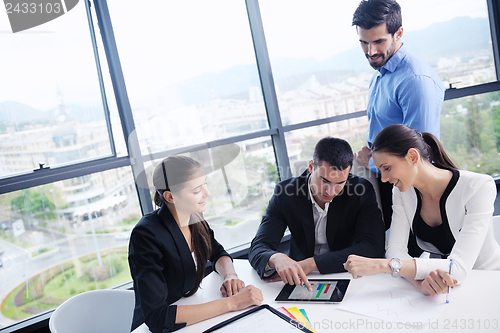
[275,279,350,303]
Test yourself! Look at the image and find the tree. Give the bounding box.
[492,105,500,152]
[465,98,481,150]
[11,188,56,219]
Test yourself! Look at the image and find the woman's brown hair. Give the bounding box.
[371,124,458,170]
[152,155,212,296]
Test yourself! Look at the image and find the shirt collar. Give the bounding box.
[378,42,406,76]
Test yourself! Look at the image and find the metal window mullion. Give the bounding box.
[487,0,500,81]
[0,156,131,194]
[282,111,367,133]
[84,0,116,156]
[444,80,500,100]
[246,0,292,181]
[91,0,153,214]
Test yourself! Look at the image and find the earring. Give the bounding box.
[414,163,418,167]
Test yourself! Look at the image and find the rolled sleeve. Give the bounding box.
[399,75,443,139]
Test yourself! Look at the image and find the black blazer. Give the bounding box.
[129,205,229,333]
[249,169,385,278]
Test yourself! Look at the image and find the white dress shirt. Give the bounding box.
[308,178,331,255]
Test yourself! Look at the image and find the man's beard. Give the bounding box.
[366,39,397,69]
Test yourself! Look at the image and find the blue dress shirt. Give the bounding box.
[366,44,445,172]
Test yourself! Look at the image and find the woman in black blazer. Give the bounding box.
[129,156,262,333]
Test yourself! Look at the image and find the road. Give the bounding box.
[0,197,268,328]
[0,234,129,312]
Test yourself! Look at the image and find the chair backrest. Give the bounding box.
[49,289,135,333]
[293,160,309,177]
[350,160,382,212]
[493,215,500,246]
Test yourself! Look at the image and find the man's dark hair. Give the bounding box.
[312,137,353,171]
[352,0,402,35]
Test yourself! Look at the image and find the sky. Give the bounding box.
[0,0,490,110]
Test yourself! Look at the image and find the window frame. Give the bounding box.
[1,0,500,332]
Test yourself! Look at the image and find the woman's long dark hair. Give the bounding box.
[372,124,458,170]
[152,155,212,296]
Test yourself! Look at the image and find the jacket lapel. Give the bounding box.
[158,206,196,295]
[297,171,316,257]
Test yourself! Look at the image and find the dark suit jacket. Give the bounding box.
[249,169,385,278]
[128,205,229,333]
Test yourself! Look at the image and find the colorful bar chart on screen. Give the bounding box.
[288,281,338,300]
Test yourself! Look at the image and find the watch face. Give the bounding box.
[391,259,402,269]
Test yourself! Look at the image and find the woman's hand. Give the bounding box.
[416,269,457,296]
[220,273,245,297]
[227,285,263,311]
[343,255,389,279]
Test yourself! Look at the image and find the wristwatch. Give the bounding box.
[389,258,402,278]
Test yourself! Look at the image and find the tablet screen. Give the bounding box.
[275,279,350,303]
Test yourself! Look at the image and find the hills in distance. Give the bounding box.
[0,16,492,122]
[177,16,492,104]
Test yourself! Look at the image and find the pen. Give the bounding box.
[446,259,453,304]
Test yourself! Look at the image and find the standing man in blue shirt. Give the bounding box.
[352,0,445,240]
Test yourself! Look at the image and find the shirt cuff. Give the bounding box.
[369,156,379,173]
[263,263,276,278]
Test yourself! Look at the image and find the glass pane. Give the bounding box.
[107,0,268,156]
[0,3,113,179]
[260,0,493,125]
[441,92,500,176]
[259,0,369,126]
[0,167,141,323]
[87,4,127,158]
[401,0,494,89]
[286,117,369,177]
[141,139,278,251]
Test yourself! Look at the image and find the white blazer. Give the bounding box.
[386,170,500,284]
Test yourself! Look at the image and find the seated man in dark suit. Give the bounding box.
[248,137,385,289]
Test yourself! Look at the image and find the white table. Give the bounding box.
[133,259,500,332]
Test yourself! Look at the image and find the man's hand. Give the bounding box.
[268,253,312,291]
[354,145,372,170]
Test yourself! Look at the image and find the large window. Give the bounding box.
[401,0,495,89]
[441,91,500,176]
[285,118,369,177]
[0,167,140,321]
[106,0,269,155]
[0,0,499,331]
[259,0,494,125]
[142,140,278,251]
[0,1,115,179]
[259,1,368,126]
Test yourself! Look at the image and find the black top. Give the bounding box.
[128,205,229,333]
[413,169,459,257]
[249,169,385,278]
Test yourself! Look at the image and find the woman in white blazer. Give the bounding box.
[344,124,500,296]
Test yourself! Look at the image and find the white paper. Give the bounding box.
[338,284,447,324]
